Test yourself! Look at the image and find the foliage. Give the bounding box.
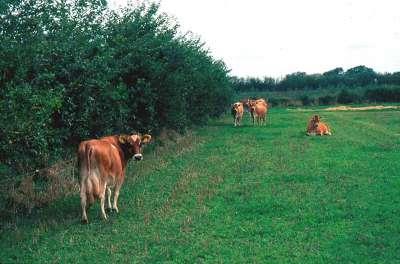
[337,89,359,104]
[236,85,400,107]
[0,0,232,173]
[364,87,400,102]
[232,65,399,92]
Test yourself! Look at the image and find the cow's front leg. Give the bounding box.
[113,183,122,213]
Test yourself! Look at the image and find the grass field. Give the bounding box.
[1,107,400,263]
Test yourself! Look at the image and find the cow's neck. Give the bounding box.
[118,143,134,167]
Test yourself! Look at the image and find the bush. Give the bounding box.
[0,0,233,175]
[364,87,400,102]
[300,95,315,106]
[337,89,359,104]
[318,95,337,105]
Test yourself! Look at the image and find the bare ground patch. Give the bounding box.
[325,105,400,111]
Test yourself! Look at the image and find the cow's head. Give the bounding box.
[245,99,252,108]
[118,134,152,161]
[246,100,257,112]
[307,115,321,134]
[312,115,321,123]
[231,102,242,114]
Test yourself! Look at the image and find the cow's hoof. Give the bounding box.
[81,219,89,224]
[106,208,112,213]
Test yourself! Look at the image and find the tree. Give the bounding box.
[344,65,377,86]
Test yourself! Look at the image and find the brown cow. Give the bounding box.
[306,115,332,136]
[246,98,268,125]
[231,102,244,126]
[78,133,151,223]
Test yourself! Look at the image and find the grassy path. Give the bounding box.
[1,108,400,263]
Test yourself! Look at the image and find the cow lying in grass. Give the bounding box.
[231,102,244,126]
[246,98,268,125]
[306,115,332,136]
[78,133,151,223]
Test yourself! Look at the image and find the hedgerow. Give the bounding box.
[0,0,233,174]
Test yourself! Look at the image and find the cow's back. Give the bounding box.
[317,122,331,135]
[254,103,267,116]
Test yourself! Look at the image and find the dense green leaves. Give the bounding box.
[0,0,232,173]
[233,66,399,92]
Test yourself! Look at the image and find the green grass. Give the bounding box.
[1,108,400,263]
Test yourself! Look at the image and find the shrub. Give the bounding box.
[300,95,314,106]
[318,95,337,105]
[364,87,400,102]
[337,89,359,104]
[0,0,233,175]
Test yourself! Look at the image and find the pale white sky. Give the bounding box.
[109,0,400,78]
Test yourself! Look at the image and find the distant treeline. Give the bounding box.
[232,66,400,106]
[232,66,400,92]
[0,0,232,174]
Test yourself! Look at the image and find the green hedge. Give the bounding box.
[0,0,233,174]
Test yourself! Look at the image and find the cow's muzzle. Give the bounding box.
[134,154,143,161]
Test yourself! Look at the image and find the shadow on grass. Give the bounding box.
[1,195,82,230]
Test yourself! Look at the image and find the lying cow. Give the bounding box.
[78,133,152,223]
[246,98,268,125]
[231,102,244,126]
[306,115,332,136]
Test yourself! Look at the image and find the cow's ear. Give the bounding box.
[141,134,152,144]
[119,135,128,144]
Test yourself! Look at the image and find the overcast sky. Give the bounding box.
[109,0,400,78]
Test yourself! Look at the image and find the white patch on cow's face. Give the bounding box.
[128,134,143,156]
[134,153,143,161]
[130,135,139,142]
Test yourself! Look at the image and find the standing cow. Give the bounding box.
[246,98,268,125]
[78,133,151,223]
[231,102,244,126]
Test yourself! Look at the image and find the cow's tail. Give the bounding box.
[85,147,96,205]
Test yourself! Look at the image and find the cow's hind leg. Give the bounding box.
[80,185,88,224]
[99,183,108,220]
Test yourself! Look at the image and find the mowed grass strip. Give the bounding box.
[1,108,400,263]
